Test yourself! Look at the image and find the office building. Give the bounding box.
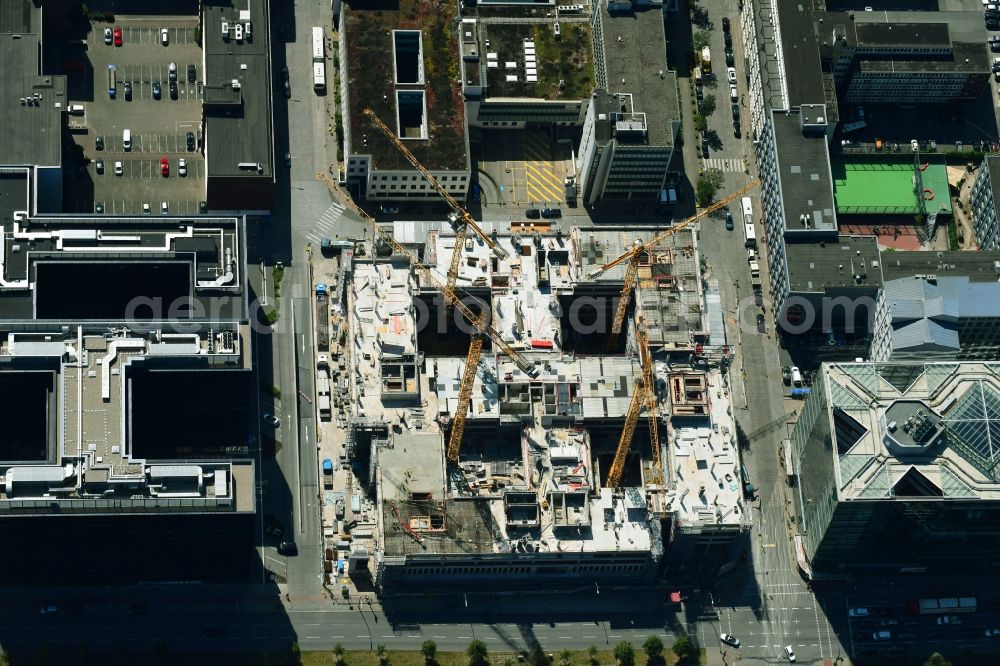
[971,155,1000,251]
[792,361,1000,577]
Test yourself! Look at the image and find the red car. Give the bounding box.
[113,27,123,47]
[160,157,169,177]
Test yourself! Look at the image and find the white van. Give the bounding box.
[67,104,85,115]
[122,129,132,151]
[790,366,803,387]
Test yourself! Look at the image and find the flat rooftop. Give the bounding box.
[776,0,826,107]
[479,21,595,100]
[344,0,469,171]
[785,235,882,293]
[0,33,66,168]
[858,42,988,74]
[832,156,952,216]
[0,215,246,322]
[203,1,274,179]
[598,4,677,147]
[849,21,951,48]
[880,250,1000,283]
[822,361,1000,498]
[772,111,837,234]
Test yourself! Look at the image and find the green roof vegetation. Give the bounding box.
[344,0,467,171]
[483,22,595,100]
[832,156,953,216]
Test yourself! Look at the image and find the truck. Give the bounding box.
[699,47,712,75]
[316,282,328,298]
[908,597,977,615]
[749,260,760,279]
[321,238,354,254]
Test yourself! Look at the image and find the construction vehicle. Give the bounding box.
[362,107,508,303]
[599,180,761,487]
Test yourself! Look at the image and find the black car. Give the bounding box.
[701,140,710,158]
[732,103,740,119]
[734,123,742,138]
[754,289,763,307]
[95,135,104,151]
[281,66,291,98]
[756,314,765,334]
[993,59,1000,73]
[123,81,132,101]
[725,210,734,231]
[991,37,1000,52]
[541,207,562,219]
[725,49,735,67]
[95,202,104,214]
[525,208,541,219]
[199,200,208,213]
[284,152,292,167]
[186,132,196,151]
[95,159,104,174]
[278,541,298,556]
[188,64,197,82]
[695,86,704,101]
[152,81,161,99]
[169,81,178,99]
[722,17,731,33]
[724,32,733,49]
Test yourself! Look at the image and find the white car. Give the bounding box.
[848,607,869,617]
[160,201,168,214]
[161,28,169,45]
[911,139,919,152]
[178,158,187,177]
[727,67,737,84]
[104,27,113,45]
[114,161,123,176]
[263,413,280,427]
[143,203,151,215]
[719,633,740,648]
[730,85,739,101]
[784,645,796,662]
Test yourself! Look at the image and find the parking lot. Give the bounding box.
[70,17,206,215]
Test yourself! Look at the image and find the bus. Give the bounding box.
[107,64,117,98]
[312,27,326,92]
[740,196,753,223]
[744,222,756,249]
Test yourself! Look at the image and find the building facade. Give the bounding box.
[971,155,1000,251]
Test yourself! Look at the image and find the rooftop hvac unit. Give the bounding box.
[231,79,241,90]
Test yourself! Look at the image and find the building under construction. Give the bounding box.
[336,218,749,591]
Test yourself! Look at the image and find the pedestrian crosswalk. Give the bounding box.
[306,201,349,244]
[702,157,745,173]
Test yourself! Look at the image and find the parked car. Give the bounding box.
[754,289,763,307]
[938,615,962,625]
[113,26,123,47]
[724,31,733,48]
[719,634,740,648]
[880,619,899,627]
[160,156,169,177]
[732,103,740,119]
[725,49,735,67]
[169,80,178,99]
[169,62,178,81]
[161,201,169,214]
[264,413,280,427]
[783,646,796,662]
[541,207,562,219]
[188,64,197,82]
[114,161,124,176]
[96,135,104,151]
[178,158,187,177]
[872,631,891,640]
[278,541,298,556]
[730,85,739,101]
[281,66,291,98]
[104,27,113,45]
[722,17,731,32]
[756,313,765,334]
[734,122,742,139]
[525,208,541,219]
[95,159,104,174]
[725,209,734,231]
[186,132,196,151]
[95,202,104,214]
[848,608,869,618]
[727,67,737,84]
[123,80,132,100]
[40,606,58,614]
[985,628,1000,637]
[143,203,151,214]
[381,205,400,214]
[199,200,208,213]
[152,80,161,99]
[161,27,169,45]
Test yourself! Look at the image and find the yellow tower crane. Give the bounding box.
[362,107,508,303]
[315,173,539,467]
[601,179,761,487]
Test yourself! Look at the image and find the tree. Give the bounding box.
[559,649,573,666]
[0,644,8,666]
[376,644,389,666]
[693,114,707,134]
[671,635,697,663]
[467,639,489,666]
[696,168,726,207]
[698,94,716,117]
[588,645,600,666]
[333,643,346,666]
[923,655,954,666]
[642,635,664,662]
[290,641,302,665]
[421,640,438,665]
[527,645,548,666]
[693,30,711,51]
[613,641,635,666]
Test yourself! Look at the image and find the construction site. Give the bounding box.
[312,112,754,593]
